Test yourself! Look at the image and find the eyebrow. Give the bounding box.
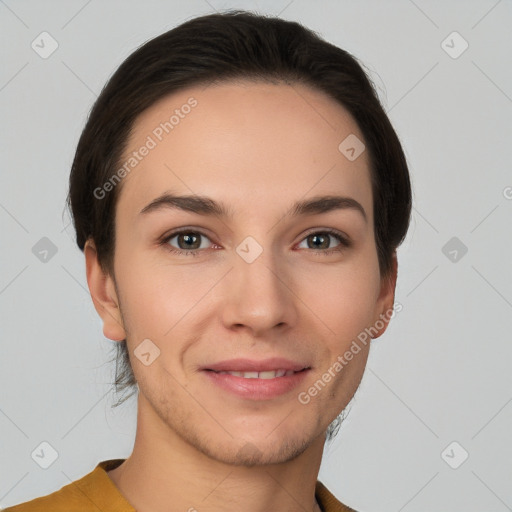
[139,191,367,223]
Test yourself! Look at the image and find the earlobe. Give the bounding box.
[372,252,398,339]
[84,239,126,342]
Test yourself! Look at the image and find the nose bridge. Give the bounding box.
[220,234,296,332]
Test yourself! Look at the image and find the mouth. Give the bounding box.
[201,361,311,400]
[205,368,309,379]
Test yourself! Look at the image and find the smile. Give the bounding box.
[211,369,303,379]
[203,367,310,400]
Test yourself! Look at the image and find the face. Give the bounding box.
[89,80,396,466]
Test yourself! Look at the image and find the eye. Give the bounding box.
[161,229,214,257]
[296,229,351,256]
[159,228,351,257]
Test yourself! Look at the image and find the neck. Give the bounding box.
[107,394,326,512]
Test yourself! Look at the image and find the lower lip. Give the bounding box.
[202,369,310,400]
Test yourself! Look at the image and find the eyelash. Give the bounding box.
[159,228,351,257]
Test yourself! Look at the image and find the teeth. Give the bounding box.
[216,369,297,378]
[259,370,278,379]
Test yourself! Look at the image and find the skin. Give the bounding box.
[85,80,397,512]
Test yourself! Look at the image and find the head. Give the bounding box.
[67,10,411,462]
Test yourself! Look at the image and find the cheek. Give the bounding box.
[115,233,381,345]
[114,249,220,340]
[301,261,380,343]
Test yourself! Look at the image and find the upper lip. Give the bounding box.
[202,357,310,372]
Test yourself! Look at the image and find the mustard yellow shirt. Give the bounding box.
[3,459,356,512]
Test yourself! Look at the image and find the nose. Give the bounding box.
[219,246,299,337]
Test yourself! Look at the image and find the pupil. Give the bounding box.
[181,233,199,249]
[177,233,330,251]
[311,234,328,249]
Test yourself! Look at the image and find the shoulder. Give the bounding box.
[2,459,132,512]
[3,491,81,512]
[316,480,358,512]
[2,479,96,512]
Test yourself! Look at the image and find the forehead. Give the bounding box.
[116,80,373,225]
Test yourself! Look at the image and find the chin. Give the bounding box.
[193,421,322,467]
[208,437,312,467]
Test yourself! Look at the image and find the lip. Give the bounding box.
[202,357,310,373]
[201,358,311,400]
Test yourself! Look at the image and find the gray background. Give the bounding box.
[1,1,511,511]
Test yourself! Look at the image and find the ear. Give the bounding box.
[84,239,126,342]
[371,251,398,339]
